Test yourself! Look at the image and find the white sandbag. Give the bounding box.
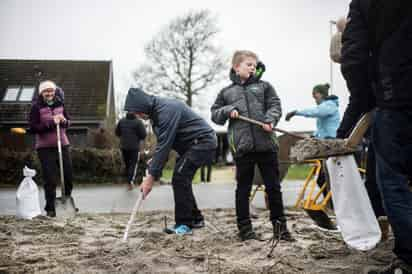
[326,155,381,251]
[16,166,42,219]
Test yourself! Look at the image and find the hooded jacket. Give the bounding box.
[295,95,340,138]
[211,64,282,158]
[124,88,217,179]
[115,114,147,150]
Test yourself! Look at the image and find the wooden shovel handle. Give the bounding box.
[237,115,305,139]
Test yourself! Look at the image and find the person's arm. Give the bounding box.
[60,108,71,128]
[295,102,337,118]
[148,109,181,180]
[135,119,147,140]
[330,33,342,63]
[337,0,375,138]
[211,88,236,125]
[263,82,282,126]
[28,105,55,134]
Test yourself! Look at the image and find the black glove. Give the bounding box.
[285,111,297,121]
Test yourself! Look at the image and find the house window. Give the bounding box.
[3,87,20,101]
[2,86,35,102]
[19,86,35,101]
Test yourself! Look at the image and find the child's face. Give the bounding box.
[312,91,323,105]
[234,57,257,81]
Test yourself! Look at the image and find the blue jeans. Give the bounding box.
[372,109,412,265]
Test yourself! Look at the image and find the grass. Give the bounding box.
[284,164,312,180]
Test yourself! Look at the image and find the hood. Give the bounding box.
[324,95,339,106]
[229,61,266,85]
[124,88,155,114]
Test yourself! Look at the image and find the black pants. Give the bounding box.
[365,142,386,218]
[121,149,139,183]
[200,164,212,182]
[234,152,285,228]
[37,146,73,212]
[172,147,215,226]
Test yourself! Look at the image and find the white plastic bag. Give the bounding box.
[326,155,381,251]
[16,166,42,219]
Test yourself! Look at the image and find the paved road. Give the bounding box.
[0,181,304,215]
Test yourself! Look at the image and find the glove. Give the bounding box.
[285,111,297,121]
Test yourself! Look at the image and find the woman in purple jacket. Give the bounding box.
[29,80,73,217]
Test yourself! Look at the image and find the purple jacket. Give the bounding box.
[28,98,70,149]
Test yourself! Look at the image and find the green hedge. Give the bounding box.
[0,148,147,186]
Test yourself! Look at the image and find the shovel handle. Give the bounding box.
[123,193,144,242]
[237,115,305,139]
[56,123,66,198]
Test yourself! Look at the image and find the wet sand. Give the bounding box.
[0,208,394,274]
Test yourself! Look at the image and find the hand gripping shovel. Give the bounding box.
[55,123,77,218]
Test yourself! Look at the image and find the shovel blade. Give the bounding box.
[304,208,337,230]
[55,196,76,219]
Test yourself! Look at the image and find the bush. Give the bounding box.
[0,148,147,186]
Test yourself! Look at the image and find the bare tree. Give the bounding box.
[133,10,227,107]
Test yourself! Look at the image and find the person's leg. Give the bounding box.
[171,151,201,227]
[206,163,212,182]
[37,148,59,214]
[200,165,205,183]
[234,153,256,238]
[257,152,294,241]
[364,142,385,218]
[128,149,139,183]
[373,110,412,266]
[61,146,73,196]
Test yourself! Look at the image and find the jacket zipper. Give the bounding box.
[243,87,256,150]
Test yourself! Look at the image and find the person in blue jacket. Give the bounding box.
[285,83,340,208]
[285,83,340,139]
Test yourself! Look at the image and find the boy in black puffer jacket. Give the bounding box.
[211,50,294,242]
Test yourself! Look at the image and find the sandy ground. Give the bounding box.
[0,208,394,274]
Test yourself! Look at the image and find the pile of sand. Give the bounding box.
[290,138,358,162]
[0,209,394,273]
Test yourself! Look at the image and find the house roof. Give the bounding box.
[0,59,113,124]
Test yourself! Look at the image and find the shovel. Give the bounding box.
[55,123,77,218]
[237,115,306,139]
[123,192,144,241]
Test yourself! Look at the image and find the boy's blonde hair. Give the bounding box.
[232,50,258,67]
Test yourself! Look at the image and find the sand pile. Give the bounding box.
[290,138,358,162]
[0,209,394,273]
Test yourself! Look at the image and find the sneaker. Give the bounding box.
[366,260,412,274]
[165,224,193,235]
[192,219,205,229]
[127,183,134,191]
[273,220,296,242]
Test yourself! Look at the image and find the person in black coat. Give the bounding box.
[115,112,147,190]
[340,1,412,273]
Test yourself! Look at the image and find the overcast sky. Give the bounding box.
[0,0,352,132]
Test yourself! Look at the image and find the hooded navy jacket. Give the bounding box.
[124,88,217,179]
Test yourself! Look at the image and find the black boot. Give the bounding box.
[238,222,259,241]
[273,220,295,242]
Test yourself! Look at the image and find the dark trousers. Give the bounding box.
[234,152,285,228]
[121,149,139,183]
[172,147,215,227]
[372,109,412,265]
[200,164,212,182]
[364,142,386,218]
[37,146,73,212]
